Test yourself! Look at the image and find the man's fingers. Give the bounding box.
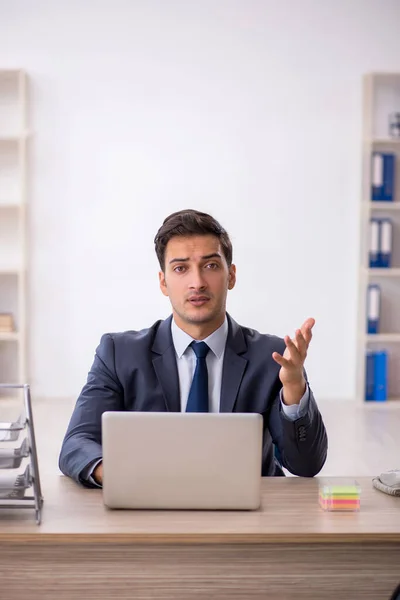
[301,317,315,345]
[274,321,314,368]
[272,352,291,370]
[284,335,302,365]
[301,317,315,337]
[295,329,307,358]
[303,317,315,330]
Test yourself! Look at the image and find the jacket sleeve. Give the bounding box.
[58,334,123,487]
[268,373,328,477]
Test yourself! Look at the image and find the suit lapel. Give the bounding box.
[152,316,181,412]
[220,315,248,413]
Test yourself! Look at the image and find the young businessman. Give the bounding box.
[59,209,327,487]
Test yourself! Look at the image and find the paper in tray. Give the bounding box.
[0,465,32,500]
[0,438,29,469]
[0,414,26,442]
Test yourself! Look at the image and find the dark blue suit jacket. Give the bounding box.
[59,315,327,487]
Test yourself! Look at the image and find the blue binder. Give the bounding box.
[374,350,388,402]
[371,153,395,202]
[365,351,376,401]
[369,219,380,268]
[379,219,393,268]
[367,284,380,334]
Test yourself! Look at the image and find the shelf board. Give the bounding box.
[0,331,19,342]
[0,133,29,143]
[367,72,400,83]
[369,202,400,211]
[0,203,22,210]
[368,268,400,277]
[368,138,400,146]
[364,398,400,407]
[0,268,21,275]
[366,334,400,342]
[0,69,22,78]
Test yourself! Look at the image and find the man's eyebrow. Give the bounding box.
[201,253,222,261]
[169,257,189,264]
[168,253,222,265]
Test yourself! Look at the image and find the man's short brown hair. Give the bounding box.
[154,209,233,271]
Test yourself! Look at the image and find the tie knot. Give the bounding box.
[191,341,209,359]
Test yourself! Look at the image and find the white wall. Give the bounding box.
[1,0,400,400]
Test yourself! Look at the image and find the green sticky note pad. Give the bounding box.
[328,485,359,494]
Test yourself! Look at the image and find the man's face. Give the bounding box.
[159,235,236,329]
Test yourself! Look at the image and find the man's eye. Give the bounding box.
[206,263,218,269]
[174,266,186,273]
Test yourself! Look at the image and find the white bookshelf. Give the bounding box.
[357,72,400,404]
[0,70,28,396]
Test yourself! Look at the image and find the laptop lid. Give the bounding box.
[102,412,263,510]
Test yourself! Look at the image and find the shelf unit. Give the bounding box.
[0,70,28,396]
[357,72,400,403]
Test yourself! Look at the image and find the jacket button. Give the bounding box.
[298,426,306,442]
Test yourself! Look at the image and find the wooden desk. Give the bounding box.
[0,475,399,599]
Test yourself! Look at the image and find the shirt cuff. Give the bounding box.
[80,458,103,488]
[279,384,310,421]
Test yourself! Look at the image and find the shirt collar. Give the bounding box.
[171,316,228,359]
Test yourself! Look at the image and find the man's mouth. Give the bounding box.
[188,297,210,306]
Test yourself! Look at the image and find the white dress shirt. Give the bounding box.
[171,317,227,413]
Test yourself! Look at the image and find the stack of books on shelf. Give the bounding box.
[369,152,395,268]
[0,313,14,333]
[369,217,392,268]
[365,349,388,402]
[371,152,395,203]
[365,151,397,401]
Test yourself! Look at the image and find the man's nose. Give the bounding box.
[189,267,207,290]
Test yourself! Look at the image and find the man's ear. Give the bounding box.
[228,264,236,290]
[159,271,169,297]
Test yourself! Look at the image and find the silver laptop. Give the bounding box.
[102,412,263,510]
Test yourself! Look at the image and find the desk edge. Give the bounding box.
[0,532,400,545]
